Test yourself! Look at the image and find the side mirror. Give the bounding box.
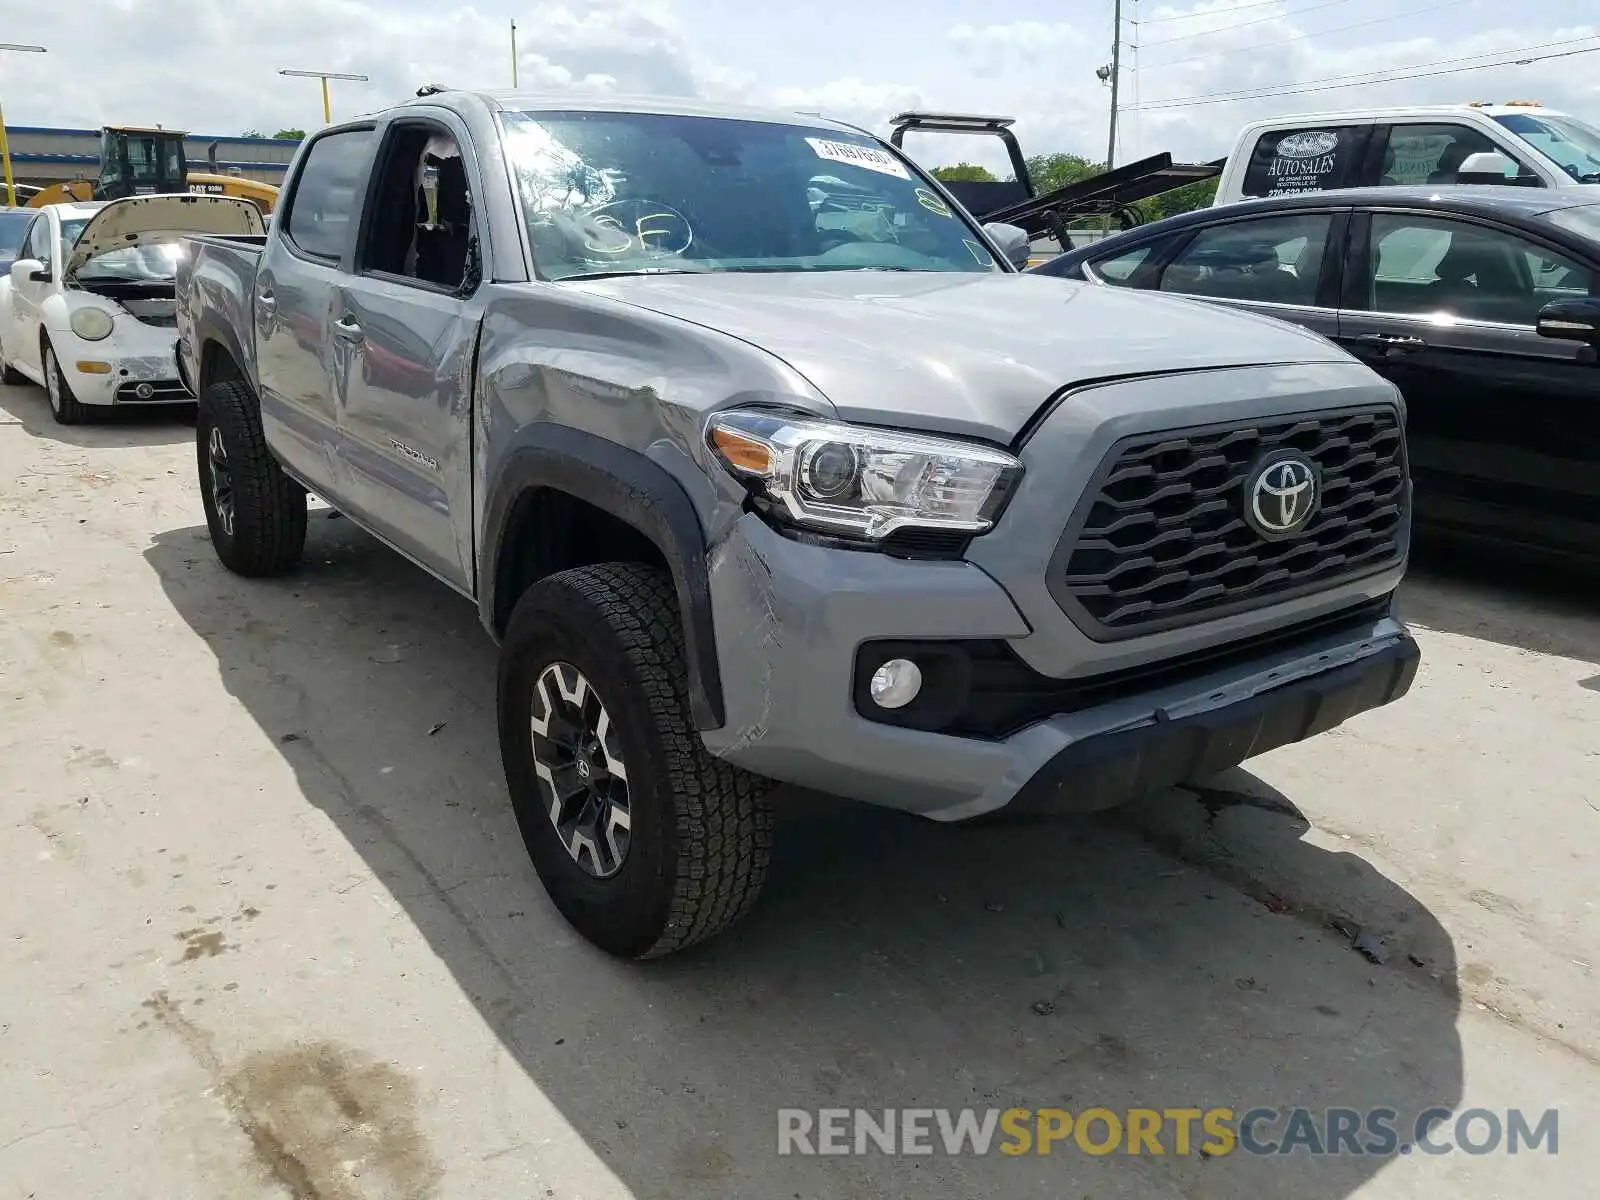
[1456,151,1541,187]
[9,258,46,285]
[1535,297,1600,346]
[983,221,1033,270]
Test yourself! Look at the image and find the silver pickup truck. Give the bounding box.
[176,87,1421,959]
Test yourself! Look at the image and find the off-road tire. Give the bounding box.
[498,562,775,959]
[196,379,307,576]
[43,341,94,425]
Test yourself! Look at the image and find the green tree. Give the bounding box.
[930,162,996,183]
[1024,152,1101,195]
[240,128,264,138]
[1133,177,1219,223]
[272,128,307,142]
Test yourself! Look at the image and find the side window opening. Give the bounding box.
[360,126,476,291]
[1089,244,1153,284]
[284,128,378,263]
[1240,126,1367,198]
[1364,213,1593,325]
[1378,124,1524,187]
[1154,213,1334,306]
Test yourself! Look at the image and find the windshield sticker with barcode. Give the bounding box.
[805,138,910,179]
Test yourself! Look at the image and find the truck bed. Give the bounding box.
[175,233,267,399]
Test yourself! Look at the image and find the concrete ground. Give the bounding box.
[1,380,1595,1200]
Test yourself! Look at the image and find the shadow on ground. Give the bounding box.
[1398,542,1600,665]
[0,380,195,448]
[145,518,1462,1200]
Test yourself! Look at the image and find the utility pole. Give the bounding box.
[0,43,48,208]
[511,20,520,87]
[1106,0,1122,170]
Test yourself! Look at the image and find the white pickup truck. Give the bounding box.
[1214,102,1600,205]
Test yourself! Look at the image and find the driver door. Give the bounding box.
[334,115,485,593]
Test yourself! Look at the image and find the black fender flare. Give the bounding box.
[480,424,725,731]
[192,311,252,397]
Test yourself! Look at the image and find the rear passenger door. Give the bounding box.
[254,124,378,501]
[1236,126,1375,199]
[1094,209,1348,342]
[1334,209,1600,556]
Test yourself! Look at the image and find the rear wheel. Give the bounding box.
[44,342,94,425]
[196,379,307,576]
[498,562,775,958]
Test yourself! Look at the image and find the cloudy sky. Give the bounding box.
[2,0,1596,172]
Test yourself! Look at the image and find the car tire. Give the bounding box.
[43,341,94,425]
[0,342,24,385]
[498,561,775,959]
[196,379,307,577]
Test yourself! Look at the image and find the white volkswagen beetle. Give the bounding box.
[0,194,263,424]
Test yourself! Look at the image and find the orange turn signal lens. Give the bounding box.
[75,361,113,373]
[711,427,773,474]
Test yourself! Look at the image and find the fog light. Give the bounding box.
[134,382,155,399]
[869,658,922,709]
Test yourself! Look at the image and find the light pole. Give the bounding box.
[511,20,520,87]
[1,43,47,207]
[278,68,369,126]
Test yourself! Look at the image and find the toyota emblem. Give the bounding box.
[1245,453,1319,538]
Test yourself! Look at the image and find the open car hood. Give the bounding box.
[65,194,263,279]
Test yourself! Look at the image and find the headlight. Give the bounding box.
[69,307,115,341]
[706,408,1022,541]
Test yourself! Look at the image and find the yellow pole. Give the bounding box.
[321,76,331,125]
[511,20,519,87]
[0,97,15,207]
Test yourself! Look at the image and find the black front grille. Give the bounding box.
[1048,406,1408,639]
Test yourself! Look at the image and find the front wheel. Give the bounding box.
[44,342,94,425]
[498,562,775,959]
[196,379,307,576]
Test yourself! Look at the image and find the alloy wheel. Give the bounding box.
[528,662,632,878]
[207,424,235,537]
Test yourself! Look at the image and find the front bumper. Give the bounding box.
[53,325,185,407]
[701,514,1417,821]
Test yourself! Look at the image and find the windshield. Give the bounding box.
[1493,112,1600,184]
[58,215,183,281]
[500,109,1002,280]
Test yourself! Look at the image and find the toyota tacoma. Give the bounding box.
[175,88,1420,959]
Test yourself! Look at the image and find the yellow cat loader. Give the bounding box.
[25,126,279,214]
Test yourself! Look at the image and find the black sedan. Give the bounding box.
[1030,186,1600,567]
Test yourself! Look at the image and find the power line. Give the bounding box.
[1133,0,1352,25]
[1141,0,1460,70]
[1140,0,1359,46]
[1131,36,1600,109]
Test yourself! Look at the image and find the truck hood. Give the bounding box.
[571,270,1354,442]
[65,194,264,280]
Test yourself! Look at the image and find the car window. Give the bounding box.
[1363,213,1594,325]
[25,216,53,268]
[1379,123,1519,186]
[1154,213,1334,306]
[286,128,378,261]
[1240,127,1367,198]
[1492,112,1600,184]
[501,109,1002,279]
[1087,244,1152,284]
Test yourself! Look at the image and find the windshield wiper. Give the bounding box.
[558,267,709,281]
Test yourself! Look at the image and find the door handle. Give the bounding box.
[332,315,364,343]
[256,287,277,313]
[1353,332,1426,351]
